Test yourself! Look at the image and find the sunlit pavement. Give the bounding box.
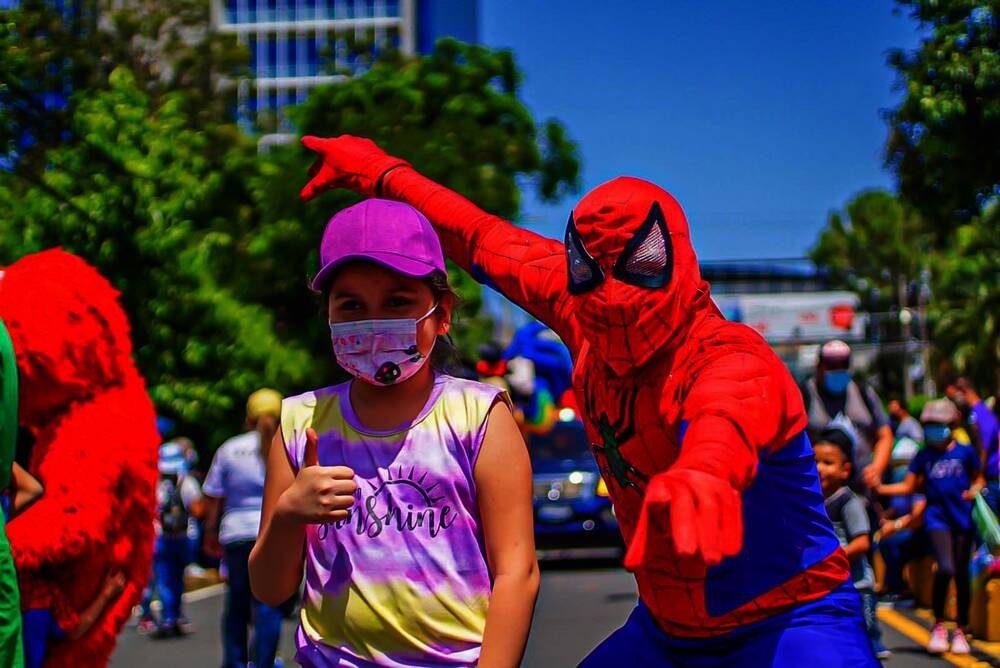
[111,563,995,667]
[878,605,1000,667]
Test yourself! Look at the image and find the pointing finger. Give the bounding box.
[301,135,326,152]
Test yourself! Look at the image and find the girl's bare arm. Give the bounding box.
[475,400,540,668]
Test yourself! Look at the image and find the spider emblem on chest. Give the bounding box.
[584,384,648,494]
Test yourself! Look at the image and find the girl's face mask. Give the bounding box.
[329,304,438,386]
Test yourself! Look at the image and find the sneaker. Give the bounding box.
[873,640,892,661]
[136,617,157,635]
[151,622,177,639]
[951,628,971,655]
[175,618,195,635]
[927,623,949,654]
[184,564,207,578]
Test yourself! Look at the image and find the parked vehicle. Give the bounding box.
[528,418,623,560]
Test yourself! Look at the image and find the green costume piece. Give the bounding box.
[0,318,24,666]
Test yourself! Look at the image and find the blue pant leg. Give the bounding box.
[656,585,878,668]
[141,537,161,620]
[22,610,50,668]
[152,536,175,625]
[252,595,284,667]
[878,530,911,593]
[746,586,879,667]
[223,541,254,668]
[155,536,187,625]
[860,588,888,656]
[578,601,678,667]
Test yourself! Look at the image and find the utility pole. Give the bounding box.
[899,274,912,402]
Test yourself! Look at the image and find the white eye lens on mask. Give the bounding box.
[329,304,438,386]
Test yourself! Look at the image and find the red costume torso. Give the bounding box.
[299,136,849,637]
[0,250,158,666]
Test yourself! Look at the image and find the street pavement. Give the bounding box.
[111,561,1000,667]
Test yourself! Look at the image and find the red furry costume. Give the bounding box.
[0,249,159,666]
[299,137,856,648]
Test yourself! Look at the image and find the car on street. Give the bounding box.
[528,416,624,560]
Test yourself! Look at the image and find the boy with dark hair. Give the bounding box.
[815,423,891,661]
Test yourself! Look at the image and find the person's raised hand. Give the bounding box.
[277,427,357,524]
[299,135,410,201]
[862,462,885,489]
[623,468,743,571]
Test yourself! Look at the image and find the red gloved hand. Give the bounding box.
[624,468,743,571]
[299,135,410,201]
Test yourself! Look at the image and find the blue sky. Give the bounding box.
[478,1,921,260]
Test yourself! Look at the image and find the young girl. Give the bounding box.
[249,199,539,667]
[878,398,983,656]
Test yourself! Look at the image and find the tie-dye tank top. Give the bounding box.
[281,373,507,667]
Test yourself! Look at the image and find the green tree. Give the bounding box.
[261,37,582,362]
[810,189,927,308]
[926,208,1000,391]
[880,2,1000,389]
[0,38,581,450]
[0,0,248,172]
[0,68,311,450]
[885,1,1000,229]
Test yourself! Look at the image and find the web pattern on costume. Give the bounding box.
[383,166,851,638]
[575,351,849,636]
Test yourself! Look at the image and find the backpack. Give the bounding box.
[159,478,189,537]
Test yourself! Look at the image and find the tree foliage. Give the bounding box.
[810,189,927,309]
[269,37,582,361]
[0,69,313,449]
[0,0,248,171]
[886,1,1000,228]
[928,206,1000,390]
[0,30,581,451]
[812,3,1000,393]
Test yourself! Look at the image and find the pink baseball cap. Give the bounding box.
[311,199,446,291]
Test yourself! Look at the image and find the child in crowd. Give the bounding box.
[814,423,891,661]
[876,436,928,603]
[140,441,204,638]
[878,399,983,655]
[249,199,539,667]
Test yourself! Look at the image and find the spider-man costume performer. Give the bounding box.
[300,136,877,666]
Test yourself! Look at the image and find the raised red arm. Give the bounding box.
[300,135,581,352]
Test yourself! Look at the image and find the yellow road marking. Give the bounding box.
[878,607,994,667]
[910,607,1000,661]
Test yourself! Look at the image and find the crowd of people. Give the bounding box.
[137,390,291,667]
[7,132,998,668]
[805,338,1000,659]
[135,135,1000,667]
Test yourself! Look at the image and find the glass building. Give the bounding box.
[210,0,478,136]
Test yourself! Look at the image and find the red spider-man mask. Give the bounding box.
[566,177,714,375]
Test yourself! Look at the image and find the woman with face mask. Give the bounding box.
[877,399,985,656]
[248,199,539,668]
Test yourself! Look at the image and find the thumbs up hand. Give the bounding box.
[277,428,357,524]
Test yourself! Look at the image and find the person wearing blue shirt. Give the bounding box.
[876,437,929,603]
[878,399,984,656]
[945,378,1000,516]
[203,389,286,668]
